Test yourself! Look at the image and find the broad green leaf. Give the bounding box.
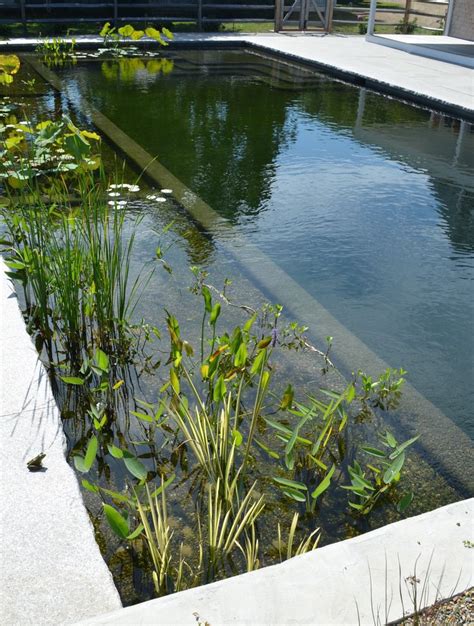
[250,348,266,374]
[282,487,307,502]
[94,348,109,373]
[213,375,226,403]
[231,429,243,447]
[130,410,154,423]
[127,523,144,540]
[81,479,99,493]
[123,454,148,481]
[83,435,98,471]
[202,286,212,312]
[389,435,419,460]
[209,302,221,326]
[361,446,386,458]
[103,503,129,539]
[254,438,279,459]
[74,455,87,473]
[311,464,336,501]
[61,376,84,385]
[273,476,307,491]
[233,342,247,368]
[280,384,294,411]
[383,452,405,484]
[397,491,414,513]
[170,368,180,395]
[107,444,123,459]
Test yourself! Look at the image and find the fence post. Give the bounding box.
[19,0,27,34]
[274,0,283,31]
[298,0,306,29]
[325,0,334,32]
[197,0,203,31]
[367,0,377,35]
[402,0,412,32]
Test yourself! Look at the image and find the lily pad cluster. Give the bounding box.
[0,55,20,86]
[0,112,101,189]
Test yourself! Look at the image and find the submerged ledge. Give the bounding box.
[0,258,122,625]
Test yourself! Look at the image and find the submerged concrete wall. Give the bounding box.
[0,258,122,625]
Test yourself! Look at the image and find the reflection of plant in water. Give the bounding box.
[0,54,20,86]
[35,36,77,67]
[101,57,174,82]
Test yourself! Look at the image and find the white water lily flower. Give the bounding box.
[154,197,166,202]
[108,191,121,197]
[161,188,172,194]
[146,194,157,200]
[128,185,140,192]
[117,200,127,207]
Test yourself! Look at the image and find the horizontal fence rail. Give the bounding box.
[0,0,277,29]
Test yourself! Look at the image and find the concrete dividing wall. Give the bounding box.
[449,0,474,41]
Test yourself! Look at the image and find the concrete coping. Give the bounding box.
[76,498,474,625]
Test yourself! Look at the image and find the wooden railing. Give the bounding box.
[0,0,276,30]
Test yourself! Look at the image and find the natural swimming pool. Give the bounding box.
[1,47,473,605]
[57,49,474,436]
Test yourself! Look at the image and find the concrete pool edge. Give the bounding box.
[75,498,474,625]
[2,33,474,122]
[0,257,123,625]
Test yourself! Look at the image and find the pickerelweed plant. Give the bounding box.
[0,109,419,601]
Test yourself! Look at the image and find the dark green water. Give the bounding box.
[59,49,474,438]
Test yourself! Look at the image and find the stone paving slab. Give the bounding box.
[0,258,122,625]
[76,498,474,625]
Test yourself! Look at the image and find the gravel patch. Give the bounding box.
[398,588,473,625]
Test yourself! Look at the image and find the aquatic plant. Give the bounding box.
[0,54,20,86]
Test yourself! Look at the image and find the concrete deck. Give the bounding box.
[1,33,473,119]
[0,258,122,625]
[76,498,474,625]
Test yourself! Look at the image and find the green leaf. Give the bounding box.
[74,455,87,473]
[130,410,154,423]
[94,348,109,373]
[107,444,123,459]
[397,491,414,513]
[202,286,212,313]
[213,375,227,403]
[282,487,307,502]
[385,431,397,448]
[273,477,307,491]
[60,376,84,385]
[361,446,386,458]
[233,342,248,368]
[209,302,221,326]
[311,464,335,501]
[279,384,294,410]
[170,368,180,395]
[123,453,148,481]
[231,429,243,447]
[127,523,144,540]
[389,435,419,460]
[250,348,266,374]
[84,435,98,471]
[103,503,129,539]
[254,438,279,459]
[81,479,99,493]
[383,452,405,484]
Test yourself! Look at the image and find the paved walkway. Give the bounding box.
[0,258,122,625]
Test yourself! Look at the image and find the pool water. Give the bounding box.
[59,49,474,438]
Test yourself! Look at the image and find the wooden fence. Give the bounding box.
[0,0,276,30]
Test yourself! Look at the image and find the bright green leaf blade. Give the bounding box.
[103,503,129,539]
[83,435,98,471]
